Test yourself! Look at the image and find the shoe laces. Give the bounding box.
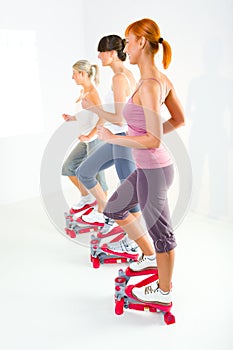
[104,216,115,226]
[136,254,147,264]
[144,281,159,295]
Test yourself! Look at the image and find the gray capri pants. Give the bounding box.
[62,139,108,193]
[103,165,176,253]
[76,133,140,213]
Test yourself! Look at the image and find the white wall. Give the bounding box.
[0,0,85,203]
[1,0,233,222]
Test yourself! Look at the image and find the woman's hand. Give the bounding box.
[97,126,115,141]
[79,134,90,142]
[62,114,76,121]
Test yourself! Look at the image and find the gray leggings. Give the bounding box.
[76,133,140,213]
[62,139,108,192]
[103,165,176,253]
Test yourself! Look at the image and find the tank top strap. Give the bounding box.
[118,72,134,95]
[131,80,144,99]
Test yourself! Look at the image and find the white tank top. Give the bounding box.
[73,101,98,142]
[102,73,133,134]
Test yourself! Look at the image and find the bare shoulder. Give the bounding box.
[113,70,134,82]
[140,79,161,95]
[162,73,174,92]
[87,87,101,105]
[112,74,129,92]
[112,73,127,83]
[113,70,136,96]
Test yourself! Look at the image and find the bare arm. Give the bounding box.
[80,117,104,141]
[62,114,76,121]
[97,80,162,149]
[163,86,185,133]
[82,74,129,125]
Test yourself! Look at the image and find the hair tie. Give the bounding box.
[158,37,163,44]
[122,38,126,48]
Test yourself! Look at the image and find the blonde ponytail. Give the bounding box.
[91,64,100,85]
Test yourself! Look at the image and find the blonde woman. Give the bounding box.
[62,60,108,213]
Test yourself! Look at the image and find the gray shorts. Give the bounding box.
[103,165,176,253]
[62,139,108,192]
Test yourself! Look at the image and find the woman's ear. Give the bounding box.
[139,36,147,49]
[81,71,86,78]
[110,50,118,59]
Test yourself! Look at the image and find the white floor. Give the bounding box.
[0,196,233,350]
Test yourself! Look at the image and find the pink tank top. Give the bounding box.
[122,78,173,169]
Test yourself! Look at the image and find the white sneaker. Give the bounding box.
[129,254,157,271]
[70,195,97,214]
[104,217,115,226]
[107,235,139,253]
[132,280,172,305]
[81,208,105,226]
[100,221,118,235]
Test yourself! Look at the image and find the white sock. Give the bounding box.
[83,193,95,202]
[158,288,170,295]
[145,254,156,261]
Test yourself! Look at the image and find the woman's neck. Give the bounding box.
[137,56,159,80]
[110,60,125,75]
[82,81,94,94]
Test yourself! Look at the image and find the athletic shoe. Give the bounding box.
[81,208,105,226]
[70,196,97,215]
[98,221,119,236]
[129,254,157,271]
[132,280,172,305]
[106,235,139,253]
[104,217,115,226]
[73,207,94,222]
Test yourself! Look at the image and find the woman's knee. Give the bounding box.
[75,163,97,189]
[62,161,74,176]
[75,164,83,181]
[103,208,128,221]
[103,200,129,221]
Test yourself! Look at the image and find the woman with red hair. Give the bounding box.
[99,18,185,305]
